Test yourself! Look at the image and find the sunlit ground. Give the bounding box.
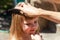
[0,32,9,40]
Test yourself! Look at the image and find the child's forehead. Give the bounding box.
[24,17,38,23]
[26,17,38,21]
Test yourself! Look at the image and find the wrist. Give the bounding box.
[38,8,44,15]
[38,8,51,16]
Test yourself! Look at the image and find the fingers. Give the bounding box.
[15,2,31,10]
[17,2,31,7]
[27,3,31,6]
[16,2,29,11]
[14,2,33,16]
[19,2,26,7]
[16,2,24,6]
[14,2,24,10]
[15,2,24,8]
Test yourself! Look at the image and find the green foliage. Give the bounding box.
[0,0,14,13]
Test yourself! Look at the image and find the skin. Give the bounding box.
[22,17,39,35]
[15,2,60,23]
[10,14,41,40]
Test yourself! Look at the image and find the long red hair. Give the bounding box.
[9,13,40,40]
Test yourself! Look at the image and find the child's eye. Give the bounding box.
[26,23,31,26]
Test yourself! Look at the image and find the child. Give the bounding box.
[9,12,43,40]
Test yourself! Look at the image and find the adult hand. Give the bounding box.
[14,2,40,17]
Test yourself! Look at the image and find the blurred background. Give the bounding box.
[0,0,13,40]
[0,0,60,40]
[0,0,13,31]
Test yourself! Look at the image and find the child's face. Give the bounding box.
[22,17,38,35]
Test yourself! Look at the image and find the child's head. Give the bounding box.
[10,13,39,40]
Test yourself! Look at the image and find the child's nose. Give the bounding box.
[31,24,36,27]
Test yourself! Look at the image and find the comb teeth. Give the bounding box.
[0,9,33,19]
[6,9,20,14]
[7,9,33,19]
